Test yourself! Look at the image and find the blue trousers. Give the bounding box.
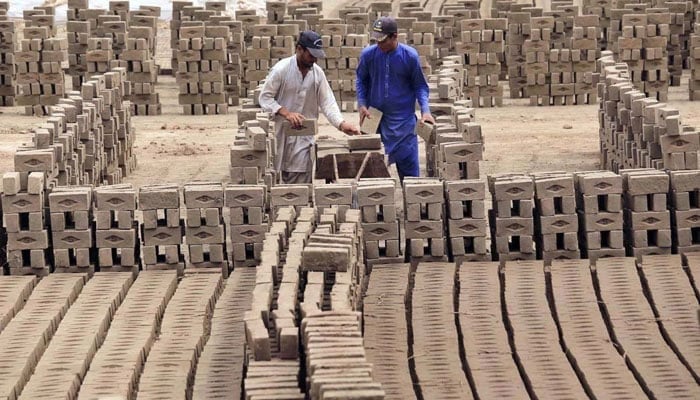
[389,135,419,181]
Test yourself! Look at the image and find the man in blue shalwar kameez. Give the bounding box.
[356,16,434,181]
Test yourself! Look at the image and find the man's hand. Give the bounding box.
[339,121,361,136]
[359,106,371,126]
[278,107,305,128]
[421,112,435,125]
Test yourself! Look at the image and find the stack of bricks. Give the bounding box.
[117,15,162,115]
[219,19,243,106]
[271,185,311,218]
[231,112,275,185]
[129,6,161,61]
[488,173,536,262]
[670,170,700,254]
[170,0,192,75]
[357,178,402,266]
[24,6,56,37]
[108,0,129,21]
[49,186,94,274]
[434,119,483,180]
[546,5,577,50]
[321,25,367,112]
[618,12,670,101]
[2,172,50,276]
[410,20,437,74]
[176,25,229,115]
[183,182,228,275]
[342,8,370,36]
[524,16,554,105]
[241,24,278,98]
[533,172,580,264]
[445,179,489,262]
[664,1,686,86]
[457,18,505,107]
[506,11,531,98]
[583,0,611,49]
[566,15,600,105]
[15,26,67,115]
[622,169,672,259]
[575,171,626,263]
[96,17,127,64]
[403,177,447,261]
[86,37,114,74]
[225,184,268,268]
[690,12,699,100]
[266,1,287,24]
[301,311,385,399]
[314,183,353,223]
[0,15,15,106]
[94,184,139,273]
[139,184,185,274]
[66,0,90,90]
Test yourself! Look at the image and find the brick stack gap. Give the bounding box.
[16,24,67,116]
[533,172,580,264]
[458,18,506,107]
[48,186,94,274]
[669,170,700,255]
[94,184,139,273]
[488,173,536,262]
[690,12,699,100]
[120,14,162,115]
[67,0,90,90]
[445,179,490,262]
[139,184,185,274]
[0,14,15,107]
[525,16,554,105]
[622,169,672,260]
[357,178,402,267]
[575,171,626,263]
[225,184,268,268]
[403,177,447,263]
[183,182,228,275]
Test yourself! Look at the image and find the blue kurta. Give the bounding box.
[356,43,430,176]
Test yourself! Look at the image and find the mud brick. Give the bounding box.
[629,210,671,230]
[14,150,54,173]
[302,246,350,272]
[490,174,534,200]
[94,186,136,211]
[271,185,310,208]
[404,220,444,239]
[450,236,488,256]
[357,182,395,207]
[403,179,444,204]
[445,179,485,202]
[52,229,92,249]
[281,118,317,136]
[143,226,182,246]
[448,218,488,238]
[8,230,49,249]
[184,183,224,209]
[582,212,624,231]
[362,222,400,242]
[230,145,268,168]
[224,184,265,208]
[95,228,136,248]
[186,225,225,244]
[622,169,669,195]
[139,184,180,209]
[314,184,352,206]
[539,214,578,234]
[359,107,382,135]
[230,224,267,244]
[495,199,534,218]
[537,196,576,216]
[2,172,21,196]
[496,217,534,236]
[48,188,91,212]
[2,193,43,213]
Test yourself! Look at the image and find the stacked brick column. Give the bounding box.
[570,15,600,104]
[222,20,243,106]
[489,173,536,261]
[403,178,446,260]
[183,182,227,274]
[231,112,274,185]
[457,19,505,107]
[67,0,90,90]
[48,186,93,274]
[690,13,699,100]
[0,17,15,106]
[86,37,114,74]
[446,179,489,262]
[15,26,67,115]
[358,178,401,264]
[583,0,611,49]
[2,171,50,276]
[139,184,185,274]
[118,18,161,115]
[622,169,672,259]
[242,24,277,97]
[533,172,580,264]
[575,171,626,263]
[271,185,311,217]
[506,12,531,98]
[665,2,686,86]
[94,184,139,273]
[225,184,268,268]
[314,183,352,223]
[525,16,553,105]
[411,21,436,72]
[669,170,700,254]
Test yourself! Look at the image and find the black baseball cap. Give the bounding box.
[298,30,325,59]
[371,17,398,42]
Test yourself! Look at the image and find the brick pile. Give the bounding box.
[321,24,367,112]
[225,184,268,268]
[446,179,489,262]
[457,18,506,107]
[0,16,15,107]
[302,311,385,399]
[583,0,611,49]
[19,273,133,399]
[488,173,536,261]
[690,12,699,100]
[357,179,402,265]
[231,110,275,185]
[533,171,580,263]
[662,2,686,86]
[434,115,483,180]
[94,184,139,273]
[86,37,114,74]
[176,25,229,115]
[524,16,553,105]
[403,177,447,260]
[211,17,243,107]
[244,361,304,399]
[137,273,223,399]
[15,25,67,116]
[568,15,600,104]
[575,171,626,263]
[2,172,50,276]
[139,184,185,274]
[183,182,228,274]
[66,1,90,91]
[48,186,94,274]
[506,12,531,98]
[669,170,700,254]
[622,169,672,259]
[314,183,353,223]
[78,270,177,399]
[271,184,311,216]
[24,6,56,36]
[546,5,577,50]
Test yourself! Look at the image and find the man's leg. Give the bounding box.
[394,139,420,181]
[281,171,311,184]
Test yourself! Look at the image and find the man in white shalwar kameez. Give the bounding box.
[259,30,360,184]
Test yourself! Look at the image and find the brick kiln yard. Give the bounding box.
[1,0,700,399]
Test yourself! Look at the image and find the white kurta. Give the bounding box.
[258,55,344,173]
